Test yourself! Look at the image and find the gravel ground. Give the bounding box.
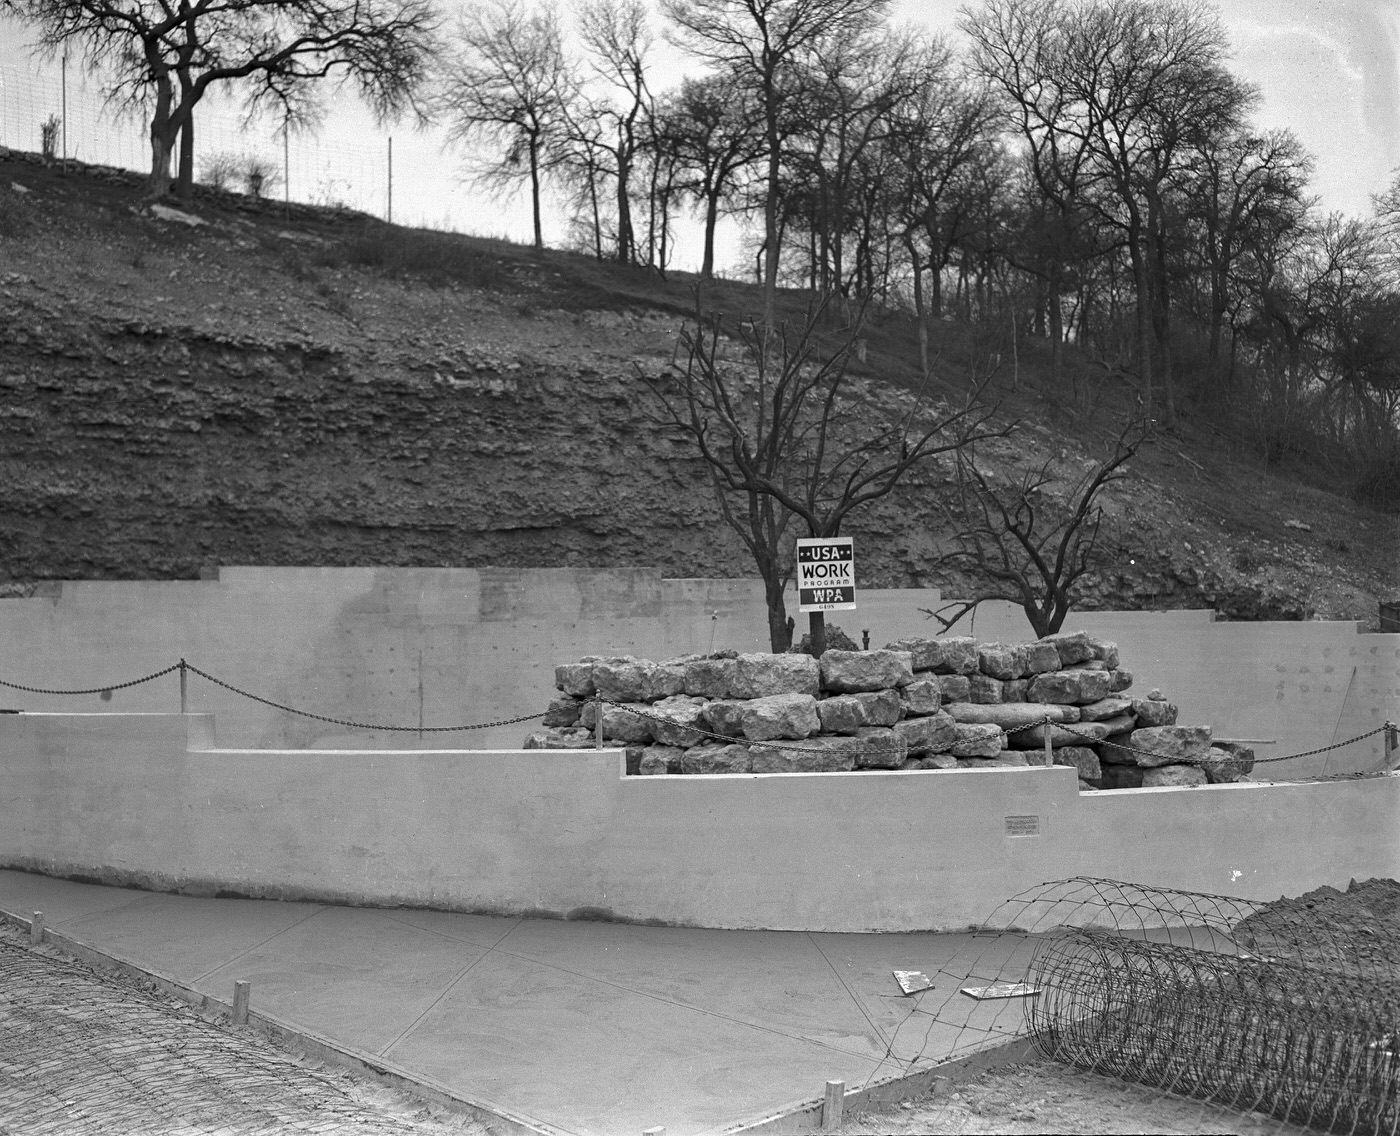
[0,922,490,1136]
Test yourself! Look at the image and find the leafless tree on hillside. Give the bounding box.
[649,298,1006,654]
[434,0,577,250]
[4,0,437,199]
[923,413,1150,638]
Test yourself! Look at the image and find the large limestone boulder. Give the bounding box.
[523,727,595,750]
[1096,714,1138,738]
[1039,631,1095,667]
[636,745,685,774]
[855,689,903,726]
[1201,744,1254,783]
[1132,697,1178,727]
[732,652,821,698]
[939,675,971,702]
[751,736,855,773]
[946,702,1080,728]
[647,694,709,747]
[682,656,738,699]
[1142,764,1209,788]
[893,711,957,756]
[816,694,866,735]
[1028,669,1112,705]
[597,701,654,744]
[555,662,596,697]
[1021,642,1063,675]
[542,696,583,727]
[1008,721,1110,749]
[1078,697,1134,722]
[739,693,821,741]
[904,636,979,675]
[853,726,906,768]
[883,637,943,672]
[899,677,943,716]
[950,722,1004,758]
[1100,763,1143,788]
[1002,679,1030,702]
[1090,639,1121,669]
[969,675,1005,704]
[593,657,684,703]
[681,743,752,774]
[1055,746,1102,782]
[700,700,747,739]
[978,643,1027,681]
[1126,725,1213,767]
[939,637,980,674]
[820,649,914,693]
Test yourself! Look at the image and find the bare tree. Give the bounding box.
[656,74,764,280]
[572,0,654,264]
[924,415,1149,638]
[662,0,889,329]
[648,298,1005,653]
[435,0,576,250]
[5,0,437,199]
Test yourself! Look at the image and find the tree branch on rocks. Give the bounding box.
[924,413,1150,638]
[647,294,1006,654]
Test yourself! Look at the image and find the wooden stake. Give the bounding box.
[29,911,44,944]
[821,1080,845,1131]
[233,980,250,1024]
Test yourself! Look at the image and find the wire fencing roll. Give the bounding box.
[1026,927,1400,1135]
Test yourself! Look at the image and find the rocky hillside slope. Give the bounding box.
[0,151,1395,627]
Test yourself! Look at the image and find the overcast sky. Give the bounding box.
[1,0,1397,259]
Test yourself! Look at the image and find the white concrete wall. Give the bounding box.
[0,568,1395,774]
[2,712,1396,932]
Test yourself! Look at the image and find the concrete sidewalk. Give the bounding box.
[0,870,1037,1136]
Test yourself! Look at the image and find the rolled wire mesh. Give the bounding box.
[1023,921,1400,1135]
[895,877,1400,1135]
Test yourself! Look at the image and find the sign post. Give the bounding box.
[796,537,856,657]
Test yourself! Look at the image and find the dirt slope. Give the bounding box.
[1,150,1395,626]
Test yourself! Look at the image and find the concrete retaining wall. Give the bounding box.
[2,712,1396,932]
[1,567,1395,774]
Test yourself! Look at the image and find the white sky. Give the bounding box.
[1,0,1397,268]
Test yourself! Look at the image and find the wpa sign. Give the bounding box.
[796,537,856,613]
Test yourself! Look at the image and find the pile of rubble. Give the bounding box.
[523,630,1254,790]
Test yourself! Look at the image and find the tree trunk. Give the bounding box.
[701,193,719,280]
[907,234,928,380]
[762,86,781,331]
[146,75,176,197]
[764,572,792,652]
[616,142,633,264]
[528,138,544,250]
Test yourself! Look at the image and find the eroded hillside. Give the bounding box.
[0,151,1394,628]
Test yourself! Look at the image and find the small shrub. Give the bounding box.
[241,155,281,200]
[40,115,60,162]
[199,151,242,192]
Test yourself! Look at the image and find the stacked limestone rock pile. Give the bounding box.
[523,630,1254,789]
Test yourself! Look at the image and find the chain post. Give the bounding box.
[595,698,604,749]
[179,658,187,715]
[1043,716,1053,767]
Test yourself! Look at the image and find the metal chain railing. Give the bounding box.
[0,663,183,697]
[0,660,544,733]
[0,661,1393,766]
